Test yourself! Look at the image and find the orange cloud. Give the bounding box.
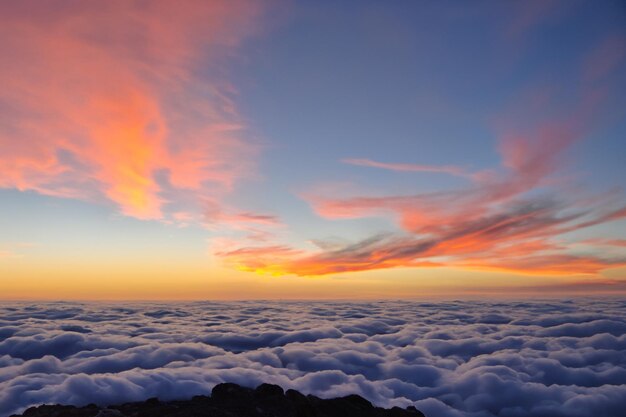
[216,33,626,277]
[216,198,626,276]
[0,0,264,220]
[279,138,626,276]
[215,244,307,275]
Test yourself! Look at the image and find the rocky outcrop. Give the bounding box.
[11,382,426,417]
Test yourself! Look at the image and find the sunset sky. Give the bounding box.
[1,0,625,299]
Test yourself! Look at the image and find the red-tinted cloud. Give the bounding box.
[0,0,264,220]
[216,33,626,277]
[217,196,626,276]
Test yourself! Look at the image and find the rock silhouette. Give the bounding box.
[12,382,426,417]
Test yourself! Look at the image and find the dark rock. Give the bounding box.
[212,382,254,402]
[10,382,426,417]
[255,383,285,398]
[285,389,315,417]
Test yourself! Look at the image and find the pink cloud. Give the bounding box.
[216,196,626,276]
[506,0,561,40]
[342,158,478,179]
[583,34,626,83]
[0,0,265,220]
[215,33,626,277]
[204,200,282,229]
[578,239,626,248]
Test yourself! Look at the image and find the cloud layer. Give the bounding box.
[1,299,625,417]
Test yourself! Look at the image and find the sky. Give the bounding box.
[1,0,625,300]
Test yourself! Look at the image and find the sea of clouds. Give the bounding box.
[1,299,625,417]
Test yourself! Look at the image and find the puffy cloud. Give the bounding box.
[1,299,625,417]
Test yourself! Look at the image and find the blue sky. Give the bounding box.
[0,0,625,298]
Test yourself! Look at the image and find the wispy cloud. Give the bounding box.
[0,0,265,221]
[579,239,626,248]
[0,242,37,260]
[0,250,15,260]
[341,158,479,180]
[216,197,626,276]
[216,33,626,277]
[505,0,561,40]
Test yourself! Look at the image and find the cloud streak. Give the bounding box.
[219,145,626,276]
[216,32,626,277]
[342,158,479,180]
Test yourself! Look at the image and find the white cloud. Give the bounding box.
[0,299,625,417]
